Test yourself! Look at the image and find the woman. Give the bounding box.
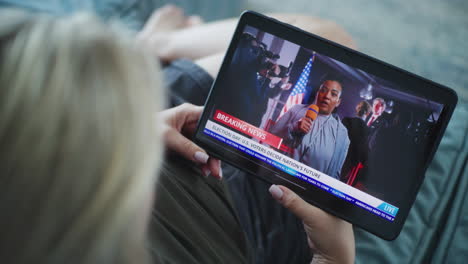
[0,9,354,264]
[0,10,162,263]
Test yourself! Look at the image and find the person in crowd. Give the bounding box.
[215,32,283,127]
[341,100,372,185]
[258,62,294,129]
[366,97,389,149]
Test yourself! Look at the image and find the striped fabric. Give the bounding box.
[277,54,315,120]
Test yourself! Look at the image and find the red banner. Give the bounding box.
[213,110,283,149]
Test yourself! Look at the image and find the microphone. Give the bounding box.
[306,104,319,121]
[292,104,319,148]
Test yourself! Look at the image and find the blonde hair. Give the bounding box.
[0,9,164,264]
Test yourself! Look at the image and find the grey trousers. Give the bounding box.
[149,154,253,264]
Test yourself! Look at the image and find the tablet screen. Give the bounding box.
[195,12,456,238]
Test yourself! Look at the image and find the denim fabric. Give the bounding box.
[163,59,214,107]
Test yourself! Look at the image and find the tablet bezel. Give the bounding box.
[194,10,458,240]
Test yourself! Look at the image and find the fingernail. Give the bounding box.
[202,166,210,177]
[194,151,209,164]
[218,163,223,180]
[269,185,283,200]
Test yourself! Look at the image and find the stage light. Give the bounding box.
[385,100,394,114]
[427,111,440,122]
[360,83,373,100]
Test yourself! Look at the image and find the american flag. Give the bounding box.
[277,53,315,120]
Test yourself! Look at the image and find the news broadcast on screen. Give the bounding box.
[200,25,444,222]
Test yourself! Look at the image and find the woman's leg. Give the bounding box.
[140,10,356,64]
[149,154,253,263]
[193,52,225,78]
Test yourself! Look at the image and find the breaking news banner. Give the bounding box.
[214,110,283,149]
[204,118,399,222]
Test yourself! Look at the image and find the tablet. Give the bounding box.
[194,11,457,240]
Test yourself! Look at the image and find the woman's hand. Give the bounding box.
[269,185,355,264]
[297,117,313,134]
[159,103,222,179]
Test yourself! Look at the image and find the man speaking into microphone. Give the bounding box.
[270,79,350,179]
